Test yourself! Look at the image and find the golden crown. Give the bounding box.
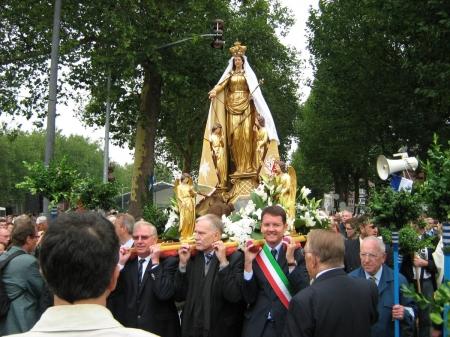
[229,41,247,56]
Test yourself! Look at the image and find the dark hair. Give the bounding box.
[232,55,245,70]
[261,205,286,224]
[345,217,359,229]
[355,215,372,228]
[11,215,35,246]
[39,212,119,303]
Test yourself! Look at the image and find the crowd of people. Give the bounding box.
[0,207,443,337]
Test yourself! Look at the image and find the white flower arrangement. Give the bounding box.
[162,198,181,240]
[223,175,288,248]
[165,209,179,231]
[296,188,329,229]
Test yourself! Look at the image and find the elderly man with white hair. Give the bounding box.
[349,236,416,337]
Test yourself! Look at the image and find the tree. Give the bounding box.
[16,157,118,211]
[0,130,104,209]
[1,0,302,218]
[295,0,450,200]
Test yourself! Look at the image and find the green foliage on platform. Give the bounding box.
[367,186,422,231]
[419,135,450,222]
[142,203,169,236]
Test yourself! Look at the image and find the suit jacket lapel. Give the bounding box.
[377,265,392,295]
[127,258,139,297]
[278,245,288,273]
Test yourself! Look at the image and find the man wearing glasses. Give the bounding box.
[283,229,378,337]
[349,236,415,337]
[108,220,180,337]
[0,215,44,335]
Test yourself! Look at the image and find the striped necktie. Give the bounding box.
[138,259,146,287]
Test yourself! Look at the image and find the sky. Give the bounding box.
[2,0,318,166]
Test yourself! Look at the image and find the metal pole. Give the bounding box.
[155,33,222,50]
[443,222,450,337]
[103,73,111,183]
[392,231,400,337]
[43,0,62,215]
[121,186,124,210]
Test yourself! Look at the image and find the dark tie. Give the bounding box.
[271,248,277,260]
[205,252,214,265]
[138,259,146,287]
[204,252,214,275]
[368,276,377,284]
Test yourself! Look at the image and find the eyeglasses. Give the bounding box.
[132,235,154,241]
[360,252,381,260]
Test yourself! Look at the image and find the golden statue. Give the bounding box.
[174,173,196,241]
[274,160,297,221]
[209,44,255,174]
[254,114,269,173]
[210,123,227,188]
[199,42,281,203]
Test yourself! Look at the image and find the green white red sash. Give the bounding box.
[255,244,292,308]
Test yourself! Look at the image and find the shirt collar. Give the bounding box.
[268,241,283,255]
[138,256,150,263]
[32,304,122,332]
[365,265,383,285]
[315,266,343,280]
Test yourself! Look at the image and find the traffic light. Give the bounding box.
[211,19,224,49]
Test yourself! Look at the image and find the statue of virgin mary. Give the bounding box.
[199,42,280,194]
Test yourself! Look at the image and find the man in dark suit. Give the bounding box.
[108,220,180,337]
[242,206,310,337]
[174,214,245,337]
[350,236,415,337]
[283,229,379,337]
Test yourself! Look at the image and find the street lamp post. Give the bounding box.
[43,0,62,215]
[103,73,111,183]
[156,19,225,50]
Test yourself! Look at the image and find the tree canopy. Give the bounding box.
[1,0,302,217]
[294,0,450,201]
[0,130,103,209]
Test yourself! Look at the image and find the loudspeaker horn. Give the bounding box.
[376,155,418,180]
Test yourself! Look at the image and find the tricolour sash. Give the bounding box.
[255,244,292,308]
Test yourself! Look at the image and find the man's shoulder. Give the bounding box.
[228,249,244,262]
[6,327,159,337]
[292,281,315,303]
[349,267,364,278]
[1,248,37,267]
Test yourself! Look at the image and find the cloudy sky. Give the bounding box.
[2,0,318,166]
